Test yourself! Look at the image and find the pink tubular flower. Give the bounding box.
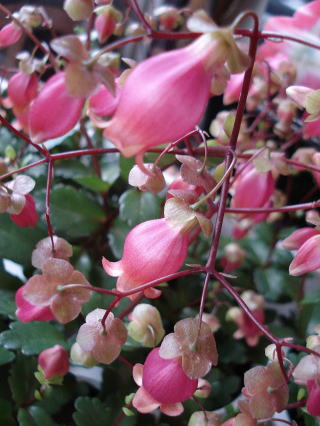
[15,285,54,322]
[10,194,38,227]
[23,258,91,324]
[29,72,85,144]
[0,22,22,48]
[88,84,120,119]
[76,309,127,364]
[103,32,237,157]
[288,234,320,276]
[38,344,69,379]
[132,348,198,416]
[102,218,189,298]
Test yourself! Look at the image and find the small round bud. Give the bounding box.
[38,345,69,379]
[64,0,94,21]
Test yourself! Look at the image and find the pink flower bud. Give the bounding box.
[138,347,197,407]
[38,344,69,379]
[0,22,22,49]
[231,166,275,210]
[15,285,54,322]
[104,33,230,157]
[7,72,38,112]
[289,234,320,276]
[128,304,165,347]
[88,84,120,118]
[282,227,320,250]
[29,72,85,144]
[128,164,165,194]
[10,194,38,227]
[64,0,94,21]
[166,176,202,204]
[94,6,117,44]
[102,218,189,298]
[153,6,183,31]
[221,243,245,272]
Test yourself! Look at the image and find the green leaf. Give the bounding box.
[9,353,37,406]
[18,407,58,426]
[254,267,287,301]
[108,218,130,258]
[120,156,135,181]
[0,346,15,365]
[54,159,94,179]
[0,398,15,426]
[0,215,45,265]
[0,289,17,319]
[119,189,161,226]
[48,185,105,238]
[301,290,320,305]
[100,153,120,186]
[74,176,110,192]
[0,321,66,355]
[73,397,112,426]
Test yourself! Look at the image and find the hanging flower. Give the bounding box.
[132,348,198,416]
[102,218,189,299]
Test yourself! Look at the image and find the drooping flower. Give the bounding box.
[10,194,38,228]
[23,258,91,324]
[76,309,127,364]
[159,317,218,379]
[242,362,289,419]
[7,71,39,113]
[128,304,165,347]
[132,347,198,416]
[226,291,265,347]
[102,218,189,298]
[282,227,320,250]
[104,28,249,157]
[94,5,121,44]
[28,72,85,144]
[38,345,69,379]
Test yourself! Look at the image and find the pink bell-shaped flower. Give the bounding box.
[0,22,22,49]
[38,344,69,379]
[104,32,233,157]
[132,348,198,416]
[307,379,320,416]
[29,72,85,144]
[289,234,320,276]
[102,218,189,298]
[15,285,54,322]
[10,194,38,228]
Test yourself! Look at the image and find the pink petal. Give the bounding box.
[23,275,55,306]
[42,258,74,284]
[10,194,38,228]
[132,363,143,386]
[159,333,182,359]
[29,72,85,144]
[132,386,159,414]
[77,323,97,352]
[102,256,123,276]
[15,286,54,322]
[51,293,83,324]
[160,402,184,417]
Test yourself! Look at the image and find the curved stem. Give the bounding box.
[225,200,320,214]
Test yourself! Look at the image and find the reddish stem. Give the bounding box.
[225,200,320,214]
